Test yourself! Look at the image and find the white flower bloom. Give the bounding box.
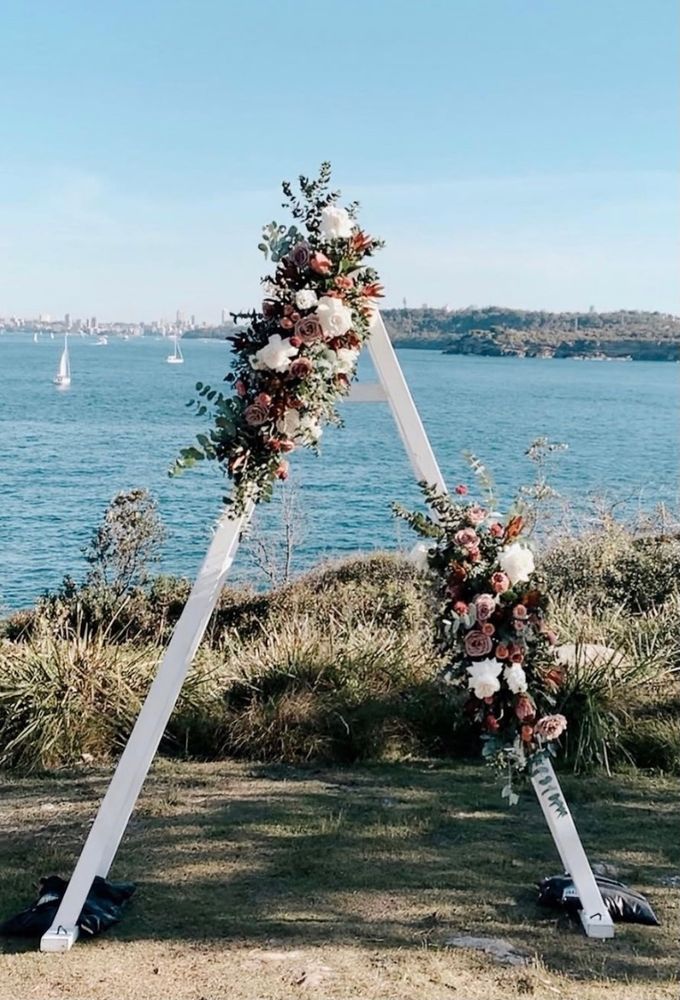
[499,542,535,585]
[260,278,280,299]
[250,334,298,373]
[295,289,318,311]
[467,658,503,699]
[408,542,432,571]
[276,409,322,443]
[504,663,528,694]
[319,204,353,240]
[317,296,353,339]
[334,347,359,374]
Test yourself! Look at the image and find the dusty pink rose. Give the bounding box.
[489,522,504,538]
[244,402,269,426]
[464,631,493,657]
[295,316,324,344]
[514,604,528,619]
[534,714,568,740]
[290,357,314,379]
[467,505,486,526]
[290,242,311,268]
[481,623,495,636]
[491,572,510,594]
[454,528,479,549]
[255,392,271,407]
[454,484,468,495]
[453,601,469,615]
[474,593,496,622]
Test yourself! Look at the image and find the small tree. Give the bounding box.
[83,489,166,595]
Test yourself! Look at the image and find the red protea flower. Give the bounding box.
[504,515,525,541]
[351,230,373,252]
[362,281,384,299]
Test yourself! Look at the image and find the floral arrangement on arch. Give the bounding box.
[395,477,567,802]
[173,163,383,512]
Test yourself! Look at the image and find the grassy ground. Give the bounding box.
[0,761,677,1000]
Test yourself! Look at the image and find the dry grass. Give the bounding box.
[0,761,677,1000]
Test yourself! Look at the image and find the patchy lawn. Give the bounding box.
[0,761,677,1000]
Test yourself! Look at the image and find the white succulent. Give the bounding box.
[250,334,298,373]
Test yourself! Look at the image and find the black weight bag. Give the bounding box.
[537,873,660,926]
[0,875,136,939]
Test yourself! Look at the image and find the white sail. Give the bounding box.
[54,336,71,386]
[166,337,184,364]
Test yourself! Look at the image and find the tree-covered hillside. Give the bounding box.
[383,307,680,360]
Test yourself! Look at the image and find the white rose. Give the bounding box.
[467,658,502,700]
[251,334,298,373]
[295,289,318,311]
[408,542,432,571]
[319,204,353,240]
[504,663,528,694]
[499,542,535,585]
[317,296,353,339]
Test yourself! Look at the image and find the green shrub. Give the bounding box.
[542,526,680,612]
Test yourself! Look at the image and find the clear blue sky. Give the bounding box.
[1,0,677,320]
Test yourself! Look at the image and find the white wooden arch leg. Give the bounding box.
[40,311,612,950]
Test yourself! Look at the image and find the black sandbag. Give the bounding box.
[0,875,136,938]
[537,873,660,926]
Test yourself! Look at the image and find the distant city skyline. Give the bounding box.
[1,1,678,317]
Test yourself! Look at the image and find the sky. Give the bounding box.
[0,0,678,320]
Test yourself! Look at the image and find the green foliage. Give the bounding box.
[83,488,166,595]
[542,525,680,612]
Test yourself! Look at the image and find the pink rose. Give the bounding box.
[290,357,314,379]
[464,631,493,657]
[244,402,269,426]
[534,714,568,740]
[474,594,496,622]
[467,505,486,526]
[295,316,324,344]
[454,528,478,549]
[489,522,504,538]
[453,601,469,615]
[491,572,510,594]
[455,484,468,495]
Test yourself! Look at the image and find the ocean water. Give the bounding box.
[1,333,677,609]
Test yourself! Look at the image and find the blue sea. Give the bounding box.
[1,333,677,609]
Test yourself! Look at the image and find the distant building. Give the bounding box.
[221,307,229,325]
[64,312,72,329]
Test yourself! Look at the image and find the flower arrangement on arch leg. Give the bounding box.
[394,480,568,801]
[171,163,383,513]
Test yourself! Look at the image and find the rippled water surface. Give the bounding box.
[1,334,677,608]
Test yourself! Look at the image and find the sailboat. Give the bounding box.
[166,337,184,364]
[33,332,39,343]
[53,335,71,387]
